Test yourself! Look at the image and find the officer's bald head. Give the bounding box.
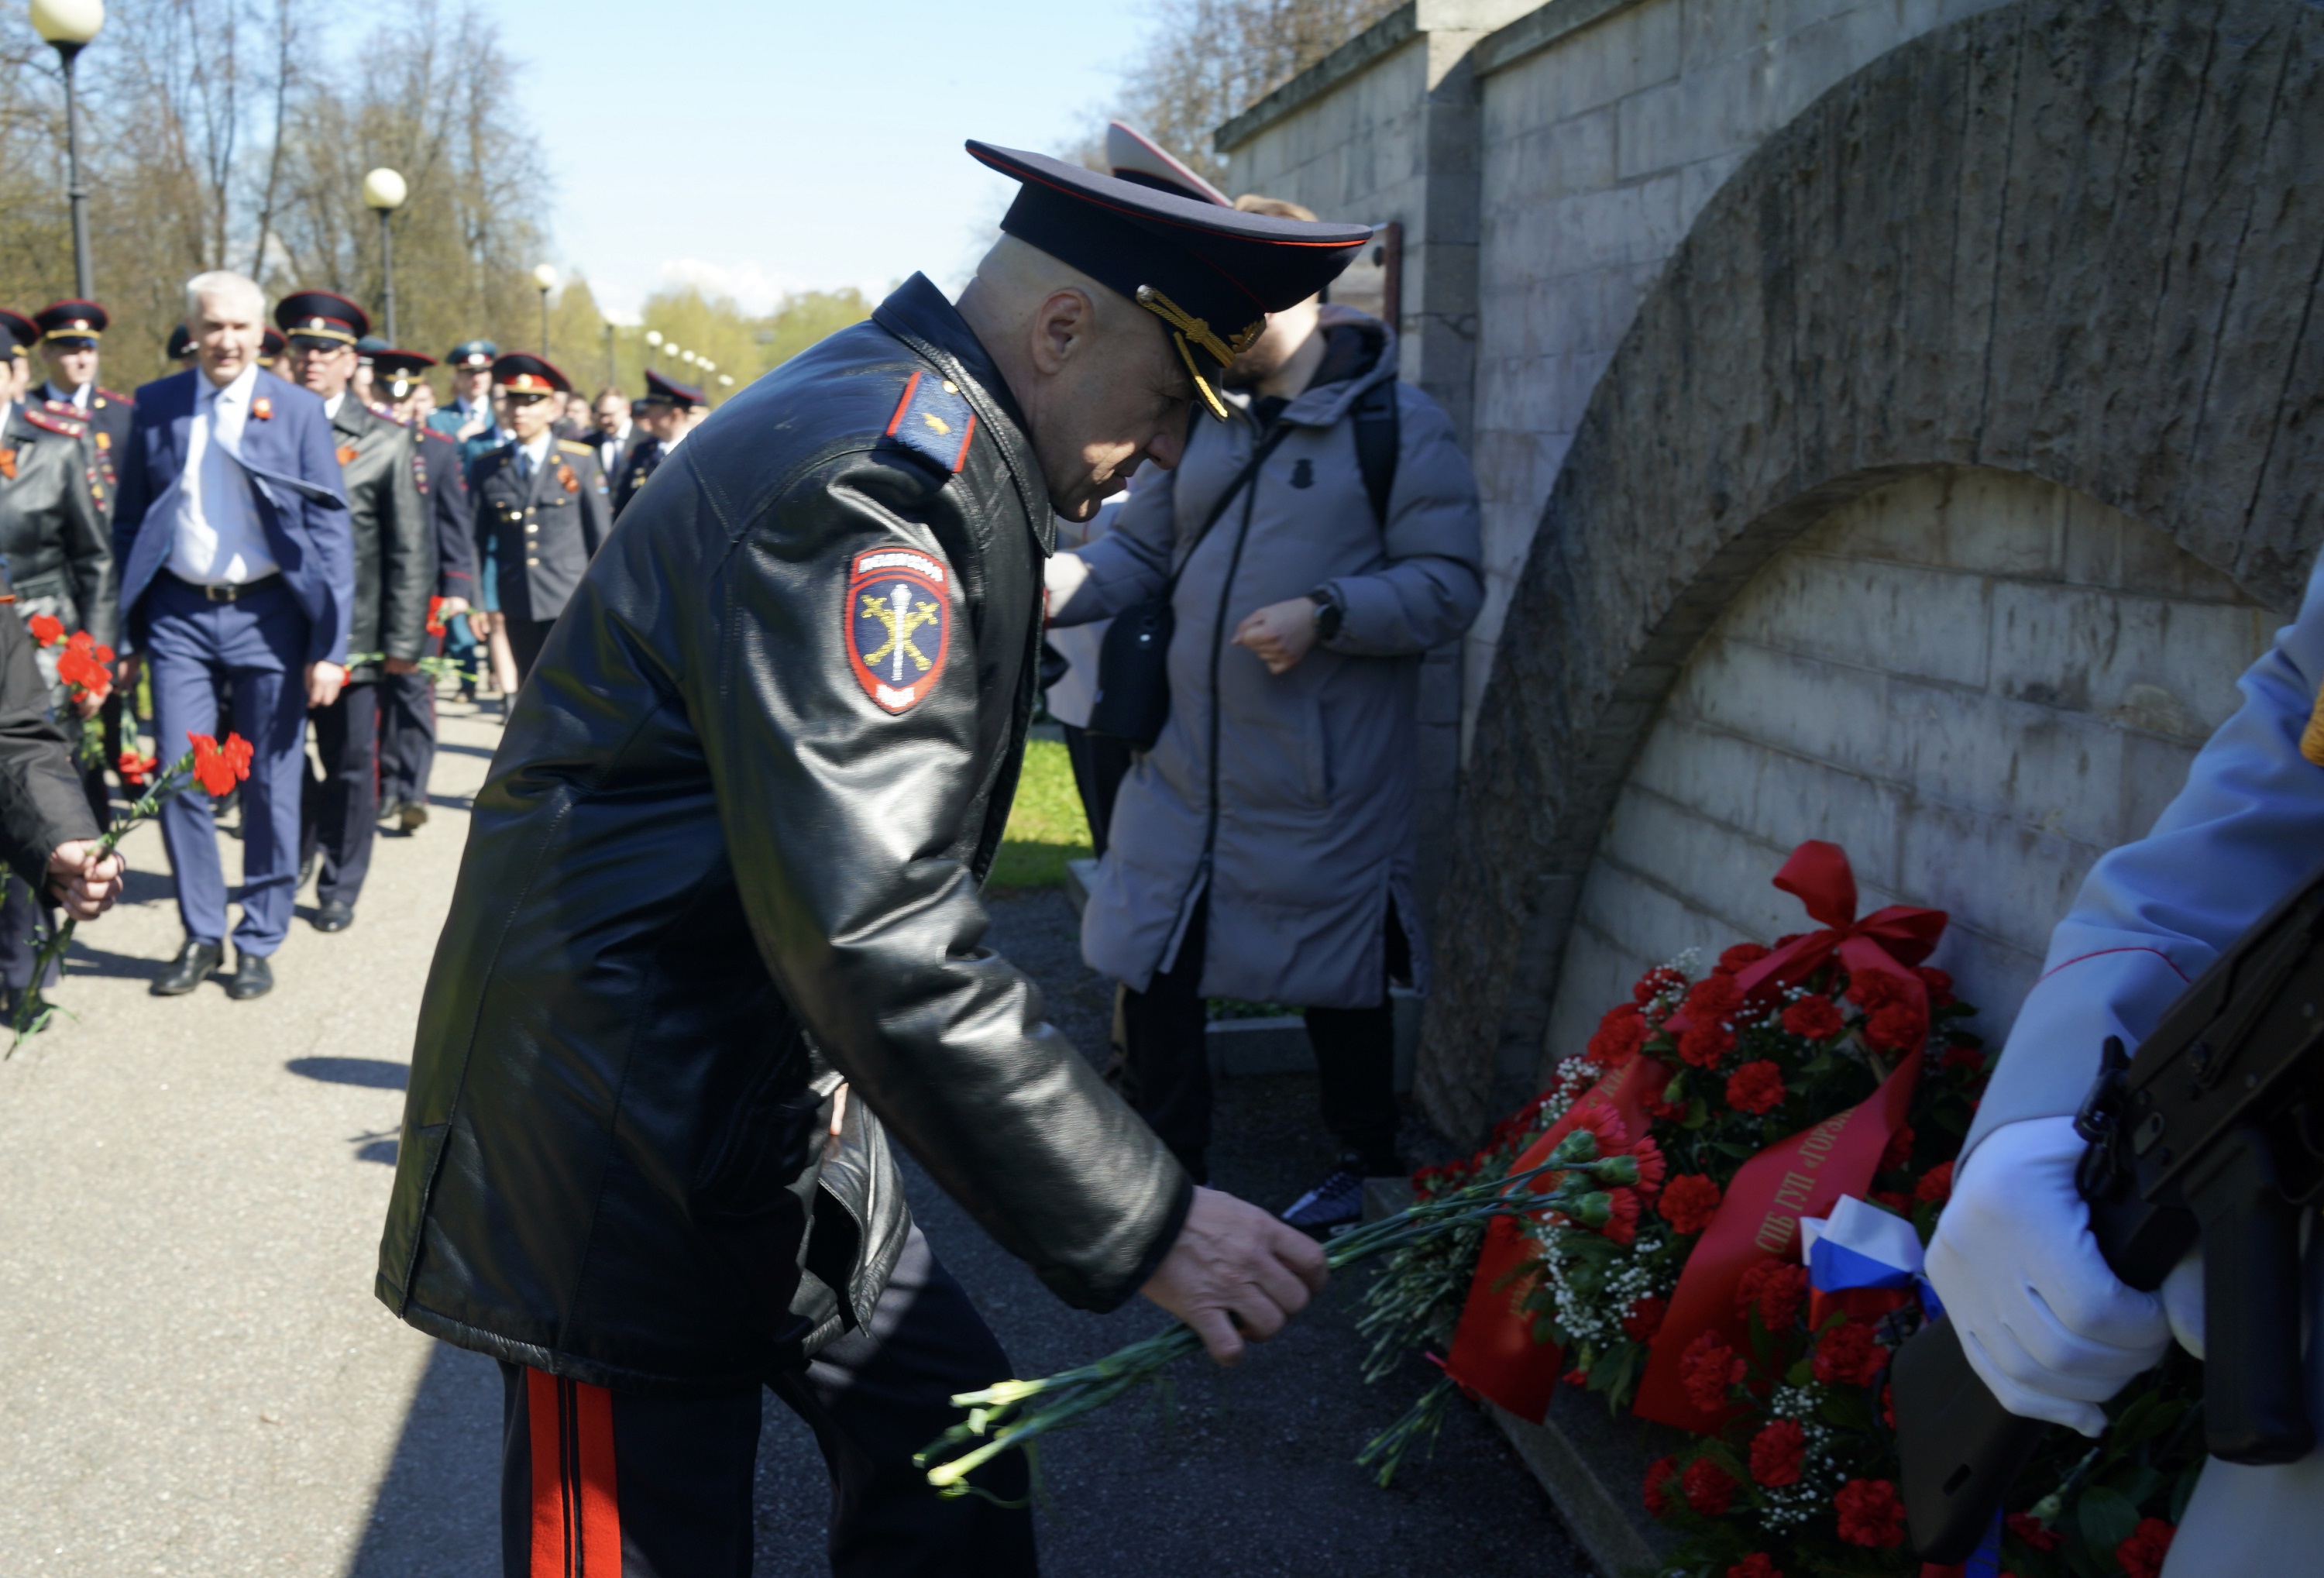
[957,235,1194,521]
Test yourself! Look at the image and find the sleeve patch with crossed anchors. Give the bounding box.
[845,545,952,713]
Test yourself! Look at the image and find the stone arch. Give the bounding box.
[1420,0,2324,1136]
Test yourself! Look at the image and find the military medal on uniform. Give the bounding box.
[846,546,951,713]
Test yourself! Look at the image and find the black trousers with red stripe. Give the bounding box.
[499,1226,1034,1577]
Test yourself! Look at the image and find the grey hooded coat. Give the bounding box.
[1049,315,1483,1009]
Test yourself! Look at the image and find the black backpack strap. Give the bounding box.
[1353,377,1400,527]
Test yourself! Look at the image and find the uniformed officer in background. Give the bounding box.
[373,348,475,834]
[609,366,705,517]
[466,353,607,682]
[165,324,195,364]
[430,339,500,451]
[0,352,114,1009]
[274,292,429,937]
[33,301,132,520]
[1929,546,2324,1573]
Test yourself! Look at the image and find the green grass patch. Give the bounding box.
[988,737,1093,890]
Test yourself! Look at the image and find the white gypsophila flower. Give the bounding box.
[1757,1384,1844,1529]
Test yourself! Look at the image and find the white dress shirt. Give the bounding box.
[517,431,555,476]
[324,392,346,421]
[168,363,280,587]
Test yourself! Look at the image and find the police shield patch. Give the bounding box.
[846,546,951,713]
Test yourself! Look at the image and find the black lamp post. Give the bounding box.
[532,263,557,357]
[362,167,407,345]
[30,0,104,301]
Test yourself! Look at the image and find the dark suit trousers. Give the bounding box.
[505,617,555,683]
[376,668,436,812]
[145,576,309,954]
[494,1226,1033,1578]
[0,880,57,991]
[301,679,382,908]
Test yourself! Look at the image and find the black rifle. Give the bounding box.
[1894,862,2324,1562]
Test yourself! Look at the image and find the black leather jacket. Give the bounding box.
[0,402,115,651]
[377,275,1190,1391]
[0,563,98,884]
[329,397,429,682]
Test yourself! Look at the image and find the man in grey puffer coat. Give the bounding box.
[1047,208,1483,1226]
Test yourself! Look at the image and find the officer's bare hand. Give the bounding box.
[465,610,495,639]
[113,653,140,692]
[438,596,471,618]
[1232,596,1320,676]
[72,687,102,720]
[46,840,123,921]
[1141,1185,1328,1364]
[383,658,420,676]
[306,660,346,709]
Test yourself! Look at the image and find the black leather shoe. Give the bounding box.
[226,952,274,1000]
[313,901,355,933]
[151,939,224,996]
[397,799,428,833]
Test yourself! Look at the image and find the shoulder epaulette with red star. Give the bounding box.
[23,407,86,438]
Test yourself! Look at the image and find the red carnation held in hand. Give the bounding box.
[1725,1059,1786,1115]
[1813,1319,1887,1387]
[1679,1329,1746,1413]
[25,613,62,646]
[1833,1477,1906,1548]
[1748,1418,1805,1486]
[189,732,256,797]
[1681,1456,1737,1515]
[1659,1174,1722,1235]
[2115,1516,2175,1578]
[1780,995,1844,1040]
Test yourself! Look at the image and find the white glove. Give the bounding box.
[1926,1116,2172,1435]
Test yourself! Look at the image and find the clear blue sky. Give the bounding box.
[477,0,1152,318]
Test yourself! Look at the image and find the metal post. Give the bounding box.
[377,208,397,346]
[58,43,91,300]
[538,289,549,357]
[604,321,614,389]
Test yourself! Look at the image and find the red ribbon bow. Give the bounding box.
[1672,841,1948,1039]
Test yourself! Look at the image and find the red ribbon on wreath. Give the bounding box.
[1663,840,1949,1050]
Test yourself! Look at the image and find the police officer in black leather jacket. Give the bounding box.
[378,142,1371,1574]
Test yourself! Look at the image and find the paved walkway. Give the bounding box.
[0,697,1580,1577]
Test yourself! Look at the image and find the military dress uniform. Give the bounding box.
[466,355,608,682]
[610,368,703,518]
[375,139,1369,1577]
[373,348,476,830]
[0,393,114,995]
[0,311,35,404]
[274,293,430,932]
[34,300,133,514]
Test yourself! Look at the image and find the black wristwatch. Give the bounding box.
[1310,591,1344,642]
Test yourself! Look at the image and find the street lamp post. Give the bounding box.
[31,0,105,301]
[361,167,407,345]
[603,321,614,389]
[645,328,662,369]
[531,263,557,356]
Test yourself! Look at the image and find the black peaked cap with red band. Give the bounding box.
[373,349,436,396]
[35,299,108,345]
[641,367,704,407]
[965,140,1370,418]
[0,310,36,353]
[275,290,370,349]
[493,352,570,396]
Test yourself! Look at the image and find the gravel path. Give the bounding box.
[0,698,1583,1577]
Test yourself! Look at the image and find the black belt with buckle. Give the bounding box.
[167,571,283,603]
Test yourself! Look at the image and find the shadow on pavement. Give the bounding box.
[345,1340,503,1578]
[288,1056,409,1089]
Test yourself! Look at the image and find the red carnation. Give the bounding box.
[1685,974,1742,1021]
[1915,1160,1955,1205]
[188,731,255,797]
[1942,1043,1985,1074]
[1659,1174,1722,1236]
[1879,1123,1917,1172]
[1813,1319,1887,1387]
[1834,1478,1905,1548]
[1681,1456,1736,1515]
[1717,942,1771,974]
[1590,1003,1647,1066]
[1781,995,1844,1041]
[117,749,158,789]
[1873,1188,1912,1215]
[1601,1187,1641,1245]
[1728,1557,1782,1578]
[1864,1000,1928,1054]
[1562,1367,1588,1388]
[1678,1021,1737,1068]
[1680,1329,1746,1413]
[1634,966,1686,1004]
[1642,1456,1679,1518]
[1621,1294,1668,1342]
[1845,969,1906,1011]
[425,594,448,637]
[1748,1418,1805,1487]
[1726,1059,1786,1115]
[25,613,62,646]
[1734,1260,1809,1330]
[1917,964,1956,1006]
[1628,1136,1667,1198]
[2116,1517,2175,1578]
[2006,1512,2060,1552]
